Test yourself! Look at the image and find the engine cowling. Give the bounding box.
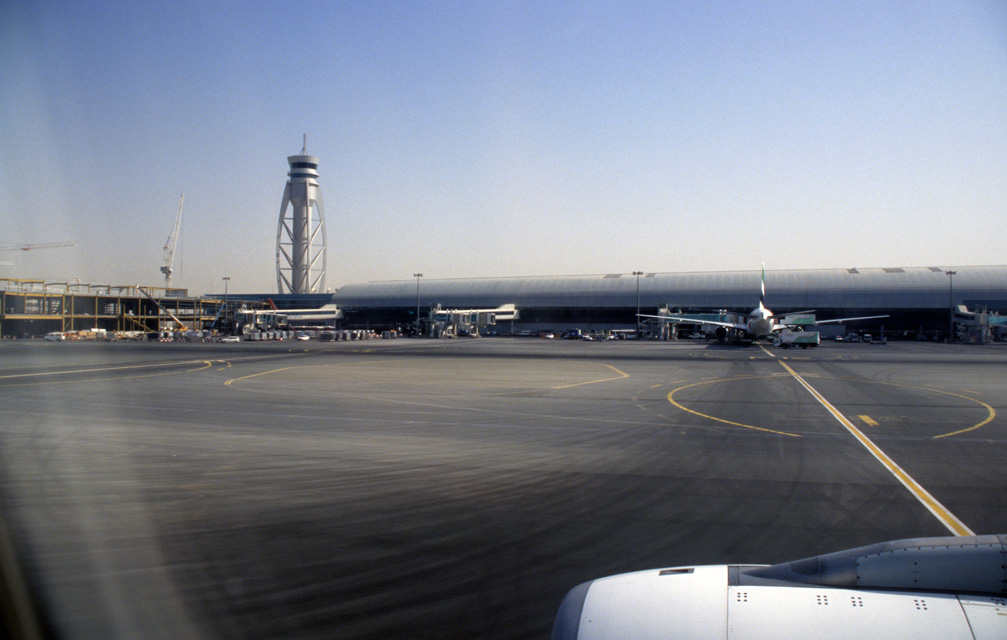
[552,535,1007,640]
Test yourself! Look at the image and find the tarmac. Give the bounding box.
[1,338,1005,639]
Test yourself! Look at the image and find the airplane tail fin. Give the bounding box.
[760,264,766,310]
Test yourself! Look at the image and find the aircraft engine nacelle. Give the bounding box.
[552,534,1007,640]
[706,325,728,341]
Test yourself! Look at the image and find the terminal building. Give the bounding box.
[332,265,1007,341]
[4,266,1006,341]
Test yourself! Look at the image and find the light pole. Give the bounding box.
[222,276,231,334]
[633,271,643,336]
[413,273,423,334]
[945,270,956,342]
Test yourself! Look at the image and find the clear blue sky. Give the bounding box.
[2,1,1005,295]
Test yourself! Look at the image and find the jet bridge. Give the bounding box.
[638,306,679,340]
[653,309,742,340]
[237,304,342,332]
[427,303,518,338]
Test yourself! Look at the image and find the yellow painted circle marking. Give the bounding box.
[804,376,996,440]
[667,374,801,437]
[777,361,974,537]
[667,373,995,440]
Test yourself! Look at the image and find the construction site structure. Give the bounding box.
[0,278,240,339]
[276,135,327,294]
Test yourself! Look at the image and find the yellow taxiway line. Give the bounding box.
[551,363,629,389]
[0,359,211,380]
[932,394,996,439]
[224,367,295,386]
[777,360,974,537]
[796,375,994,440]
[667,375,801,437]
[0,360,214,387]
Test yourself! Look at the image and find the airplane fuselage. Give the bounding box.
[746,305,775,338]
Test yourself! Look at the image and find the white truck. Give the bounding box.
[774,329,820,348]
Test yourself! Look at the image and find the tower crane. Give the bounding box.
[0,242,75,252]
[160,193,184,288]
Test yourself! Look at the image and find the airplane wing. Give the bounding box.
[636,314,747,331]
[816,314,890,325]
[552,534,1007,640]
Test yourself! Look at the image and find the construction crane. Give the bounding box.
[0,242,75,252]
[136,287,188,332]
[160,193,184,288]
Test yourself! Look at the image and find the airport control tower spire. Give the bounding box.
[276,136,328,294]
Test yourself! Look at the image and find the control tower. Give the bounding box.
[276,136,328,294]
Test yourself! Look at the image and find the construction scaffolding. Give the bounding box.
[0,279,228,338]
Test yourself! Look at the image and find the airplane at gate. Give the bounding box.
[639,266,887,342]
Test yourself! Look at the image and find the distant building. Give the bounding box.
[331,266,1007,338]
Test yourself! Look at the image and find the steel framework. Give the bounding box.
[276,137,327,294]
